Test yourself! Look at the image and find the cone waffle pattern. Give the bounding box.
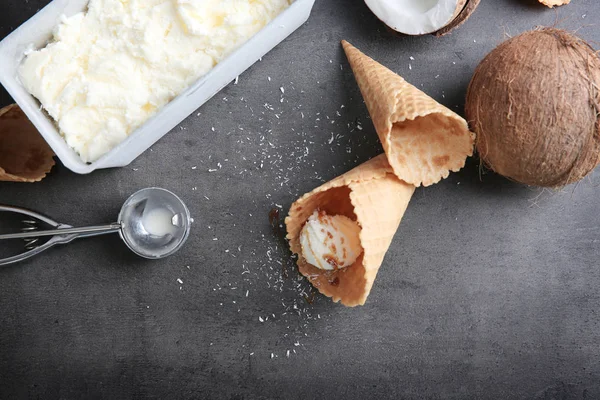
[285,155,414,306]
[285,42,474,306]
[342,40,474,187]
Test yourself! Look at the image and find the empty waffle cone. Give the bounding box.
[342,40,474,187]
[0,104,55,182]
[285,154,415,307]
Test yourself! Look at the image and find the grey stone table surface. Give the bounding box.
[1,0,599,399]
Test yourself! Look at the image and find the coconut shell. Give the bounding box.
[538,0,571,8]
[434,0,481,36]
[0,104,55,182]
[465,28,600,187]
[368,0,479,37]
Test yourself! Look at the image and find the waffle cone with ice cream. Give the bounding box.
[285,42,475,306]
[0,104,55,183]
[286,155,415,306]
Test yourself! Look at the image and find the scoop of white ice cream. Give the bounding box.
[299,210,363,270]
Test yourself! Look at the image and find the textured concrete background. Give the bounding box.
[1,1,599,399]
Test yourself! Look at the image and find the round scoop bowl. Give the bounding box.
[118,188,192,259]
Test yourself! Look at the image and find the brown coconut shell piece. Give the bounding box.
[0,104,55,182]
[538,0,571,8]
[466,28,600,187]
[434,0,481,36]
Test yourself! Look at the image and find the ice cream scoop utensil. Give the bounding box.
[0,188,192,266]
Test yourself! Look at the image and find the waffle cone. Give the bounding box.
[0,104,55,183]
[285,43,474,306]
[342,41,474,187]
[538,0,570,7]
[285,154,414,307]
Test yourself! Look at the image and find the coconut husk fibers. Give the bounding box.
[285,42,474,306]
[0,104,55,183]
[466,28,600,187]
[538,0,571,8]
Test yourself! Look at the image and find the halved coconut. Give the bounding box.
[364,0,480,36]
[0,104,55,182]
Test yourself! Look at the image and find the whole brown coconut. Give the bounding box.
[466,28,600,187]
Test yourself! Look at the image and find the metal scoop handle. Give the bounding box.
[0,205,119,267]
[1,187,192,265]
[0,224,121,240]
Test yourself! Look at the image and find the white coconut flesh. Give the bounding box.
[364,0,462,35]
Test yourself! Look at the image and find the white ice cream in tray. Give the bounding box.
[0,0,315,173]
[20,0,290,163]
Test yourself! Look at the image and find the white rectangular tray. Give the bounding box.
[0,0,315,174]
